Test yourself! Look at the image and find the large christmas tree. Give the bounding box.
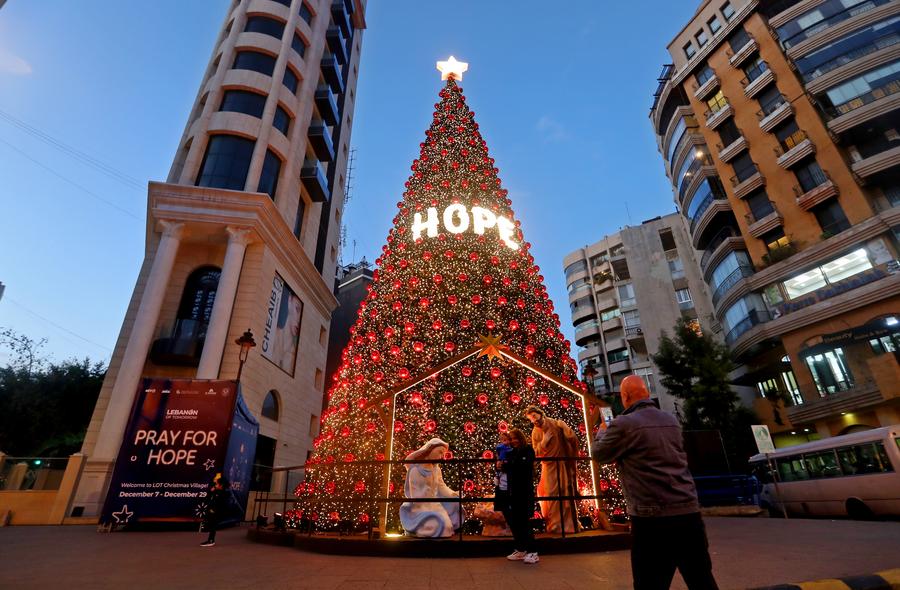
[296,58,625,532]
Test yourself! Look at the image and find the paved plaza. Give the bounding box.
[1,517,899,589]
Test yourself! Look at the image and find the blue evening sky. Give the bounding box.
[0,1,698,365]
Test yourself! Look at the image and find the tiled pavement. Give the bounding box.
[1,517,899,589]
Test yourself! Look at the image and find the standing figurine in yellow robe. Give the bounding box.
[526,406,581,533]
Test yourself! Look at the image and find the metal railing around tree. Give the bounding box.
[250,456,624,541]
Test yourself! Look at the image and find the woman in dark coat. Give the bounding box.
[502,428,538,564]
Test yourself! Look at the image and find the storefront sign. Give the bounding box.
[100,378,258,528]
[776,267,887,316]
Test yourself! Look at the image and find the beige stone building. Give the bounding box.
[562,213,721,415]
[73,0,367,516]
[650,0,899,446]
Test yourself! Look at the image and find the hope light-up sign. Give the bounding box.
[411,204,519,250]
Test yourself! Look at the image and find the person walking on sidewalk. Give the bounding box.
[593,375,718,590]
[502,428,539,565]
[200,474,230,547]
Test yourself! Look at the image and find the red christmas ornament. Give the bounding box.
[419,297,430,309]
[433,273,443,284]
[464,421,476,434]
[477,393,489,405]
[510,393,522,404]
[508,320,520,331]
[490,255,500,265]
[471,294,482,305]
[498,421,509,433]
[458,273,468,282]
[384,327,396,339]
[486,319,496,330]
[413,341,425,353]
[398,367,410,379]
[343,453,355,462]
[483,450,494,460]
[497,296,507,305]
[410,391,424,405]
[443,450,454,460]
[561,398,570,409]
[425,419,437,432]
[469,251,479,261]
[526,375,537,387]
[447,295,459,305]
[516,298,526,309]
[442,391,454,404]
[389,345,401,356]
[371,351,382,363]
[340,425,351,437]
[539,394,550,406]
[394,420,404,432]
[365,422,377,434]
[444,341,456,352]
[326,482,336,494]
[490,366,502,378]
[422,251,433,261]
[525,345,536,357]
[432,320,443,330]
[461,366,473,377]
[460,319,471,329]
[463,480,476,493]
[404,321,415,334]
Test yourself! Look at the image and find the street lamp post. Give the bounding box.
[235,328,256,382]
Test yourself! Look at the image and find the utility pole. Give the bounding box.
[0,281,5,302]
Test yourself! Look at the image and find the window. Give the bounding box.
[696,63,715,86]
[219,90,267,118]
[732,152,757,183]
[567,277,591,294]
[696,29,709,47]
[744,56,769,82]
[590,253,609,267]
[708,15,722,33]
[618,283,636,307]
[623,309,641,327]
[262,390,280,421]
[610,244,625,257]
[607,348,630,364]
[667,118,689,166]
[309,414,319,437]
[684,42,697,59]
[669,257,685,279]
[294,198,305,239]
[821,248,872,282]
[795,15,900,82]
[273,105,291,136]
[676,288,693,305]
[747,189,774,221]
[757,85,786,116]
[813,200,851,235]
[782,370,803,405]
[570,295,593,313]
[564,260,587,279]
[763,228,790,251]
[232,50,276,77]
[805,451,841,478]
[292,32,307,57]
[196,135,255,191]
[711,250,751,288]
[869,333,899,355]
[299,1,313,24]
[270,0,291,6]
[634,367,655,393]
[775,119,804,150]
[244,16,285,40]
[728,27,751,52]
[837,443,895,474]
[824,59,900,114]
[805,347,853,395]
[600,308,621,322]
[173,266,221,348]
[784,266,827,298]
[257,149,282,199]
[282,67,299,94]
[706,89,729,113]
[722,1,735,21]
[718,118,742,146]
[795,159,827,192]
[659,228,677,251]
[687,178,726,219]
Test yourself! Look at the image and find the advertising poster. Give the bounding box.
[100,378,258,528]
[261,273,304,376]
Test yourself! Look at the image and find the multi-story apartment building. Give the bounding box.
[650,0,899,446]
[563,213,719,415]
[73,0,367,516]
[323,258,374,410]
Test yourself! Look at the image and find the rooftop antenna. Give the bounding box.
[624,202,633,225]
[344,148,356,205]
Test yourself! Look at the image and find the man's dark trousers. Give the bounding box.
[630,512,718,590]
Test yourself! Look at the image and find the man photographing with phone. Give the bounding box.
[592,375,718,590]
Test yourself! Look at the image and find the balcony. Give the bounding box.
[308,122,335,162]
[691,195,731,243]
[745,201,784,238]
[730,166,765,199]
[601,316,623,332]
[757,99,793,133]
[785,381,883,424]
[851,145,900,179]
[693,74,720,100]
[775,132,815,169]
[725,309,772,346]
[574,321,601,346]
[571,303,596,325]
[794,174,839,211]
[331,0,352,37]
[315,85,340,126]
[728,35,758,67]
[826,88,900,134]
[149,319,205,367]
[717,135,748,162]
[326,26,348,65]
[608,358,632,374]
[705,103,734,130]
[301,159,330,202]
[321,53,344,95]
[742,67,775,98]
[780,0,893,50]
[711,264,754,306]
[701,227,743,276]
[625,325,644,340]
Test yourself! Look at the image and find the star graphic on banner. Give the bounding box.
[436,56,468,81]
[476,333,508,362]
[203,459,216,471]
[112,505,134,524]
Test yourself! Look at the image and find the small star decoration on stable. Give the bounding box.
[475,333,508,362]
[292,56,627,532]
[112,504,133,524]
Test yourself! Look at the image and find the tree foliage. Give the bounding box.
[652,318,757,470]
[0,328,106,456]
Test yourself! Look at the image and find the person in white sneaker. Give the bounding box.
[501,429,538,564]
